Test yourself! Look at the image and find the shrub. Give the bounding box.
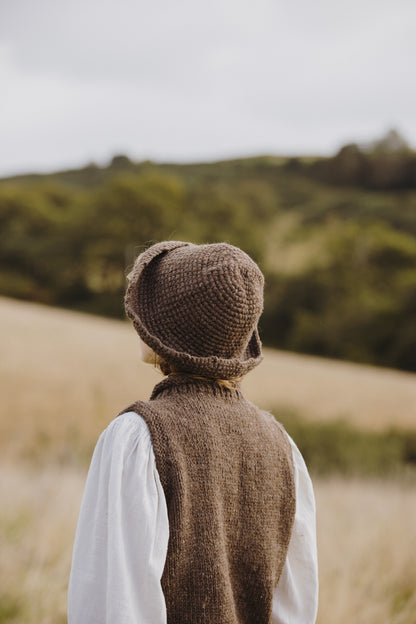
[274,408,416,477]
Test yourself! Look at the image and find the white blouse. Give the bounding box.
[68,412,318,624]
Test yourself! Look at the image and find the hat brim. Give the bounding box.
[125,241,263,379]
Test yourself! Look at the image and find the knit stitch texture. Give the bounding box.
[120,375,296,624]
[125,241,264,379]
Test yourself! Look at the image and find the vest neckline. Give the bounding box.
[150,373,244,401]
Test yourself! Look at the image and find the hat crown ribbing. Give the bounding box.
[125,241,264,378]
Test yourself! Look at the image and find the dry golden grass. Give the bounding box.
[0,463,82,623]
[316,478,416,624]
[1,465,415,624]
[1,297,159,463]
[1,296,416,466]
[2,297,416,622]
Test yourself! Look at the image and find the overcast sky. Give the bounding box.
[1,0,415,176]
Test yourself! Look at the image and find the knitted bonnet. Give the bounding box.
[125,241,264,379]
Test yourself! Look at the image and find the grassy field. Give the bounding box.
[1,296,416,623]
[1,296,416,465]
[1,466,415,624]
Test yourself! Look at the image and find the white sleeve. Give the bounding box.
[272,436,319,624]
[68,412,169,624]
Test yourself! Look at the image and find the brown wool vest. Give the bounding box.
[120,375,296,624]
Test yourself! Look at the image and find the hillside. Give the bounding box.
[2,296,416,624]
[1,151,415,373]
[2,297,415,465]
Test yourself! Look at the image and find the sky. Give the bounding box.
[1,0,416,176]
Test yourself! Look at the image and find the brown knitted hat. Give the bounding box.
[125,241,264,379]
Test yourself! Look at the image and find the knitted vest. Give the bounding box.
[121,375,296,624]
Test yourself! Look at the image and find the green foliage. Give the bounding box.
[261,222,416,370]
[80,172,187,302]
[0,183,88,303]
[0,154,415,370]
[184,179,276,261]
[275,409,416,477]
[303,132,416,190]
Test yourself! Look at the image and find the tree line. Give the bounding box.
[296,129,416,190]
[1,150,415,372]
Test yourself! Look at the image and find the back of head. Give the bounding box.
[125,241,264,379]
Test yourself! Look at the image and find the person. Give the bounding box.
[68,240,318,624]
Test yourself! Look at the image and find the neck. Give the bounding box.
[167,371,241,391]
[150,372,244,401]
